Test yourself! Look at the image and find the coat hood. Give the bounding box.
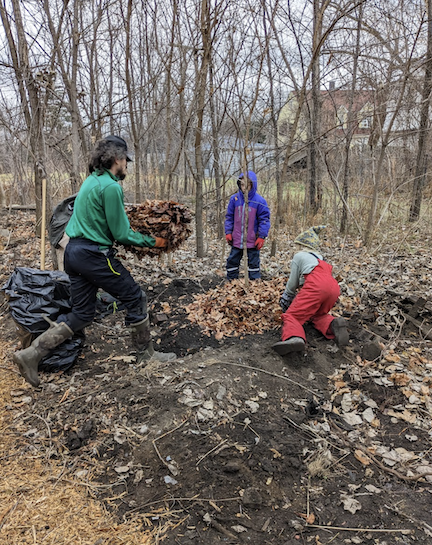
[237,171,258,199]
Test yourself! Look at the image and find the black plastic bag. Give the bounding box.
[3,267,72,333]
[48,194,76,248]
[2,267,83,372]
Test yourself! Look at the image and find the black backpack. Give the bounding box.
[48,194,77,248]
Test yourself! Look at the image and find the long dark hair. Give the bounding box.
[88,140,128,173]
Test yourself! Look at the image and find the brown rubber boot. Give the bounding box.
[13,322,74,388]
[131,316,176,363]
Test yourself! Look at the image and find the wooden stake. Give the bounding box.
[41,177,47,270]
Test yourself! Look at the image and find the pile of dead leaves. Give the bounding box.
[121,200,192,258]
[186,278,286,338]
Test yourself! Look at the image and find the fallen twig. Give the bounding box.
[307,524,412,533]
[385,502,432,537]
[153,420,188,470]
[125,495,240,515]
[206,515,239,541]
[284,416,347,453]
[0,499,20,532]
[403,313,432,341]
[211,361,322,397]
[196,439,228,466]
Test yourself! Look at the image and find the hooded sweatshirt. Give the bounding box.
[224,171,270,249]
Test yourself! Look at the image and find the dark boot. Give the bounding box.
[130,316,151,349]
[272,336,306,355]
[131,316,176,363]
[331,317,349,347]
[13,322,74,388]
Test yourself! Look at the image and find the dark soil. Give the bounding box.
[1,212,432,544]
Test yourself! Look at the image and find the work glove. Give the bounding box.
[279,292,295,313]
[226,233,233,246]
[154,237,168,248]
[255,237,265,250]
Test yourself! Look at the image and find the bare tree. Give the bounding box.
[194,0,213,257]
[308,0,329,213]
[0,0,52,233]
[0,0,430,253]
[409,0,432,221]
[42,0,88,193]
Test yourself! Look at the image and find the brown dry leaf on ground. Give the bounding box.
[120,200,192,258]
[186,278,286,338]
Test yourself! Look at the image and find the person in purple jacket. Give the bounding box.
[224,171,271,280]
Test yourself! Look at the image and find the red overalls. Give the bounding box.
[281,258,340,342]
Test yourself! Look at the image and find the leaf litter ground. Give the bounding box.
[1,211,432,544]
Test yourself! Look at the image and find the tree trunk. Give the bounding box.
[43,0,86,193]
[263,6,281,257]
[1,0,50,236]
[125,0,141,202]
[309,0,323,214]
[340,3,363,233]
[209,62,223,238]
[194,0,211,258]
[409,0,432,221]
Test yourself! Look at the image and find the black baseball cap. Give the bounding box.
[104,135,133,162]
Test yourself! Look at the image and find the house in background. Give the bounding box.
[203,137,273,179]
[277,86,376,166]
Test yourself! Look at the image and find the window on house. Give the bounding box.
[359,116,371,128]
[278,120,289,137]
[358,103,373,128]
[336,106,348,129]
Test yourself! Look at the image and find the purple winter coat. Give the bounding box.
[224,171,271,249]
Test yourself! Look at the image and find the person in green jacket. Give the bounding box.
[13,135,175,388]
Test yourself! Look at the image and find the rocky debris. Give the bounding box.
[362,341,382,361]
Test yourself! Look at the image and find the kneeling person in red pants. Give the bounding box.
[272,225,349,355]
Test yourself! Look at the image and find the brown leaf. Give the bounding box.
[354,449,371,465]
[119,200,192,259]
[389,373,410,386]
[186,278,286,338]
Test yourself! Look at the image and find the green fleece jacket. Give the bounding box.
[65,169,155,249]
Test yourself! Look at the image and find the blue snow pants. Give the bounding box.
[226,247,261,280]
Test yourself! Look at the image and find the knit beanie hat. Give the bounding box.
[294,225,326,251]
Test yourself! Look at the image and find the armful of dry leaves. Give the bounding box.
[118,200,193,258]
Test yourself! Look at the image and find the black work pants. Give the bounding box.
[60,238,146,332]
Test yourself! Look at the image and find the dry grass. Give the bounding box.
[0,339,178,545]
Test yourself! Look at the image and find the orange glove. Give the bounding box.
[226,233,233,245]
[255,237,265,250]
[153,237,168,248]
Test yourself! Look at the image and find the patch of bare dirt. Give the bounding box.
[1,210,432,544]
